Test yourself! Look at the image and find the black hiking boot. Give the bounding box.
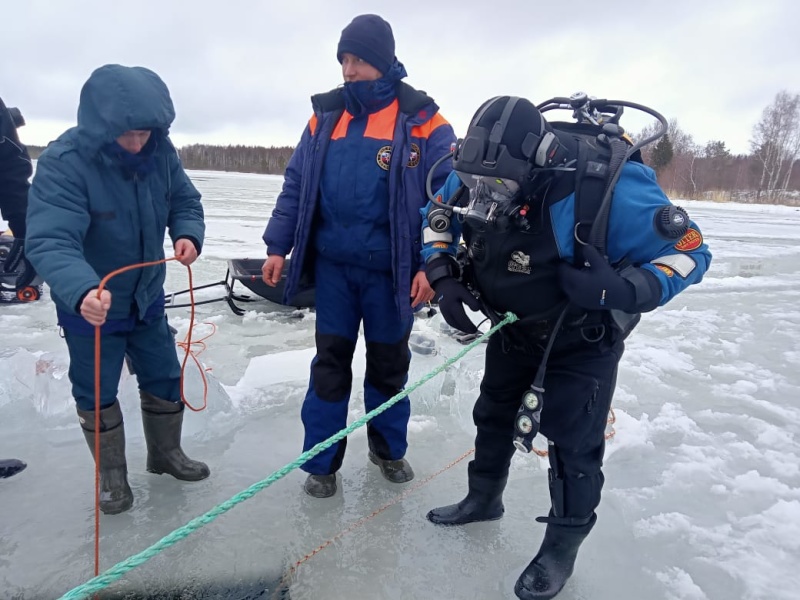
[304,474,338,498]
[368,451,414,483]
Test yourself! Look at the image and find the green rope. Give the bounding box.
[59,312,518,600]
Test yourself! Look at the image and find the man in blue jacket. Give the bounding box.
[26,65,209,514]
[262,14,456,498]
[421,96,711,599]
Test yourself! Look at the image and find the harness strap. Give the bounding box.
[589,136,630,254]
[573,140,609,266]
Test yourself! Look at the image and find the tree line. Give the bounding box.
[637,90,800,204]
[24,90,800,205]
[177,144,294,175]
[27,143,295,176]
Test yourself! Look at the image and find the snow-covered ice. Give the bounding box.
[1,170,799,599]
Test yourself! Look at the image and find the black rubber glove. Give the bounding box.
[558,245,636,312]
[2,238,37,290]
[433,277,482,334]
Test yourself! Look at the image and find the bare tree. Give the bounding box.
[666,118,696,156]
[780,114,800,194]
[632,121,662,165]
[652,119,699,197]
[634,118,700,197]
[750,91,800,201]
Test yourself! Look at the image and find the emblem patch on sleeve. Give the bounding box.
[674,228,703,252]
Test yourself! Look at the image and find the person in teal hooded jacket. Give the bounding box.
[25,64,209,515]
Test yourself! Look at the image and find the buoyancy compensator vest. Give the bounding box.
[425,92,669,339]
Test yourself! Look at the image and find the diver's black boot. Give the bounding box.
[77,401,134,515]
[514,514,596,600]
[0,458,27,479]
[427,468,507,526]
[368,450,415,483]
[140,391,210,481]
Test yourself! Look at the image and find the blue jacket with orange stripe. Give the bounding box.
[263,81,456,320]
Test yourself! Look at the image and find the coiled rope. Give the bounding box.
[90,258,209,578]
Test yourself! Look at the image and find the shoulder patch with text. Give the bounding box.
[674,228,702,252]
[654,264,674,277]
[508,250,531,274]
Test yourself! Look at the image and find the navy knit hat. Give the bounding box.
[337,14,395,75]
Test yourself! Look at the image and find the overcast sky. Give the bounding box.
[3,0,798,156]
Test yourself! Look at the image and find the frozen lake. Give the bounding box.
[1,170,799,599]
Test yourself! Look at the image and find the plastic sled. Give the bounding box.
[165,257,315,316]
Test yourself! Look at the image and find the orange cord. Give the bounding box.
[91,257,208,576]
[176,320,216,411]
[275,408,620,591]
[273,449,476,596]
[532,407,617,457]
[173,263,210,412]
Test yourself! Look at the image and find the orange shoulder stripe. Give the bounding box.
[364,100,399,140]
[308,114,318,136]
[331,112,354,140]
[411,112,450,140]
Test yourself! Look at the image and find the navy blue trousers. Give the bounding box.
[63,314,181,411]
[301,256,413,475]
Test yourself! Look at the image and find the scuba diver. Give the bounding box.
[420,94,711,599]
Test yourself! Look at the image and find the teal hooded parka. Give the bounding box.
[26,64,204,322]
